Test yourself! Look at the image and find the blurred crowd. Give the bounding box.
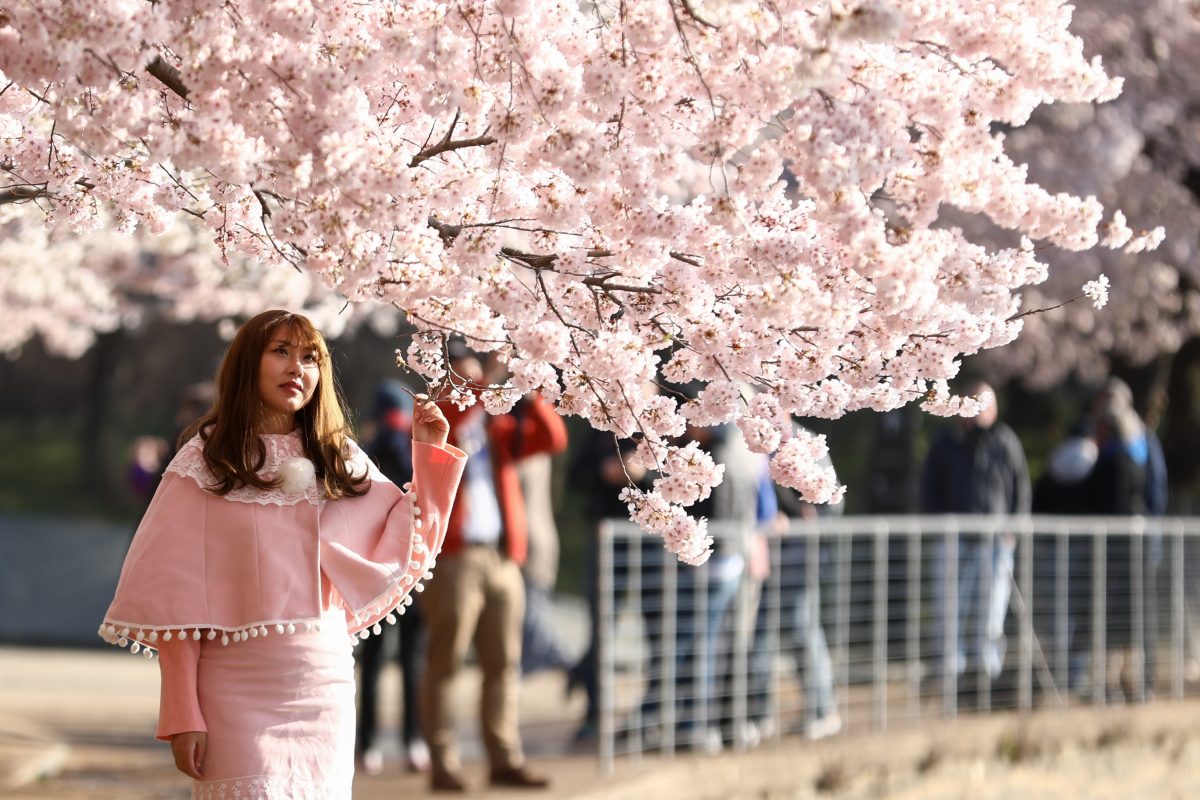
[123,365,1178,789]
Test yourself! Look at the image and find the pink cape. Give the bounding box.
[100,431,466,653]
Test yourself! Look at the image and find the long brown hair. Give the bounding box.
[181,310,368,500]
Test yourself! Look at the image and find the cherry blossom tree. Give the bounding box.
[0,0,1162,562]
[970,0,1200,389]
[0,216,384,358]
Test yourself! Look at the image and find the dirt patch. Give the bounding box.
[583,700,1200,800]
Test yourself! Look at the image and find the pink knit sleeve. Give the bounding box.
[319,440,466,635]
[155,637,206,741]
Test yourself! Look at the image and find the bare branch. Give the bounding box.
[0,177,94,206]
[677,0,718,28]
[146,56,190,101]
[0,185,48,205]
[428,215,660,293]
[410,133,497,167]
[669,251,703,267]
[410,109,497,167]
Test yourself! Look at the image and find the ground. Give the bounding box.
[3,646,1200,799]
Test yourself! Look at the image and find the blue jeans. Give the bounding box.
[639,553,743,737]
[748,539,836,724]
[931,534,1014,680]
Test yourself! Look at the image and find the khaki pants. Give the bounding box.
[420,545,525,774]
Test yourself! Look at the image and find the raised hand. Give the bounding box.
[412,396,450,447]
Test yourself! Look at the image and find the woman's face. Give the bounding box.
[257,325,321,421]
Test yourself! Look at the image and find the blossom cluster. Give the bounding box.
[971,0,1193,387]
[0,0,1157,561]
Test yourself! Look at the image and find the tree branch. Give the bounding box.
[677,0,718,28]
[669,251,702,267]
[146,56,190,101]
[0,178,94,206]
[1007,295,1085,322]
[0,185,49,205]
[428,215,660,293]
[409,109,497,167]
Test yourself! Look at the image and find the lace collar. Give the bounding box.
[166,430,328,506]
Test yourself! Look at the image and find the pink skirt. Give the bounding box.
[192,608,356,800]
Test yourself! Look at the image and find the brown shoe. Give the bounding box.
[489,764,551,789]
[430,768,468,793]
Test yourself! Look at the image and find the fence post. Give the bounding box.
[1172,521,1185,700]
[981,526,994,712]
[805,521,822,736]
[835,532,852,725]
[1019,519,1033,710]
[598,520,615,775]
[731,528,753,752]
[906,526,922,720]
[767,529,783,743]
[662,548,677,757]
[944,522,959,718]
[873,520,889,730]
[1132,519,1146,703]
[1093,526,1107,707]
[1055,528,1069,702]
[629,529,645,756]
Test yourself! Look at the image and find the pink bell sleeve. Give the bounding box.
[155,636,206,741]
[319,440,466,637]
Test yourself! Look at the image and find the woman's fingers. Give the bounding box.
[171,732,206,780]
[412,400,450,445]
[416,401,449,429]
[195,733,207,778]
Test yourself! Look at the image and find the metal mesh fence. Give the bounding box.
[597,515,1200,771]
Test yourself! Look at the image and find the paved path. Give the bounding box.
[6,645,1200,799]
[0,645,652,799]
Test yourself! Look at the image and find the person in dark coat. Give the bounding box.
[1031,433,1098,695]
[354,380,429,775]
[921,380,1031,689]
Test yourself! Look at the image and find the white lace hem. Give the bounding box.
[193,774,349,800]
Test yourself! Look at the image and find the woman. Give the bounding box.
[99,310,466,799]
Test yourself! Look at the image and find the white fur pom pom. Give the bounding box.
[279,457,316,494]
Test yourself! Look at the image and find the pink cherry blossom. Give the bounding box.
[0,0,1158,562]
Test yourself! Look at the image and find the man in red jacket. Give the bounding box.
[420,344,568,793]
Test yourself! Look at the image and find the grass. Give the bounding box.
[996,725,1040,764]
[0,419,140,521]
[814,760,848,794]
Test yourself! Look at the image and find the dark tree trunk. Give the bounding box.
[80,329,126,502]
[1162,335,1200,501]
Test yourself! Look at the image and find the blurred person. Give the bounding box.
[134,383,216,523]
[1085,381,1151,702]
[517,447,572,675]
[639,421,760,754]
[1087,378,1166,516]
[354,380,430,775]
[99,309,464,799]
[921,380,1031,697]
[863,408,923,655]
[564,424,649,744]
[421,342,567,793]
[172,382,217,448]
[126,435,168,508]
[1031,432,1099,696]
[745,432,842,744]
